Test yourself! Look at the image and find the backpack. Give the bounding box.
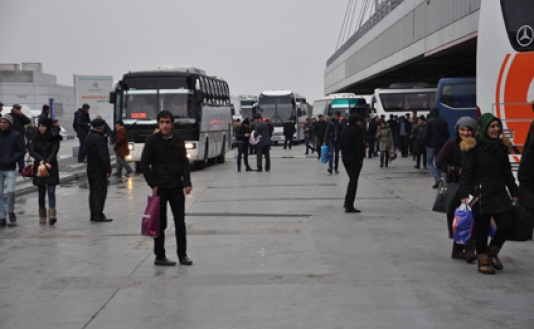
[72,111,79,133]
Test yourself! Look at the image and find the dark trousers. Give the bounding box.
[304,137,314,154]
[398,135,409,157]
[116,156,132,176]
[415,147,427,167]
[366,139,375,158]
[283,136,292,149]
[38,185,56,208]
[315,137,323,158]
[328,141,340,170]
[474,211,513,254]
[256,145,271,171]
[78,133,88,162]
[342,158,363,209]
[380,150,390,167]
[237,142,250,170]
[408,138,414,154]
[88,172,108,220]
[155,187,187,260]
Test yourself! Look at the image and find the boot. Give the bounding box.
[477,254,496,275]
[451,242,466,260]
[488,245,503,270]
[39,208,47,224]
[464,239,476,264]
[48,208,57,226]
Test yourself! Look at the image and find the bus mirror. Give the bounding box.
[109,92,116,104]
[230,105,235,115]
[196,90,205,103]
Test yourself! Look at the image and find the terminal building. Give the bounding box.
[0,63,75,134]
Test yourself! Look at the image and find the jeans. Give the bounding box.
[236,142,250,170]
[116,156,132,177]
[78,133,88,162]
[0,170,16,216]
[38,185,56,208]
[426,147,442,182]
[155,187,187,260]
[304,137,314,154]
[380,150,390,167]
[328,141,340,170]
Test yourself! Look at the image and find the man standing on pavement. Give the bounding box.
[113,121,133,179]
[141,111,192,266]
[0,114,26,226]
[283,117,295,150]
[39,105,50,121]
[424,108,450,188]
[75,103,91,163]
[10,104,31,173]
[253,114,272,172]
[324,111,343,174]
[85,118,113,222]
[362,114,377,158]
[340,114,365,213]
[315,115,327,160]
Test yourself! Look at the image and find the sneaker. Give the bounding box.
[327,168,332,174]
[8,212,16,223]
[125,171,132,177]
[0,219,6,227]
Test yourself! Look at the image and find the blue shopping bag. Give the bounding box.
[320,145,329,164]
[452,203,473,244]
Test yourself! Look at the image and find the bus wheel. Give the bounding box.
[217,138,226,163]
[194,140,209,170]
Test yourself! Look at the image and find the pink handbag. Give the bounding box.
[141,195,160,238]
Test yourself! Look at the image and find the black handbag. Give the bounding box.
[431,168,459,214]
[508,204,533,242]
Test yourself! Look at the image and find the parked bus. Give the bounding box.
[477,1,534,161]
[109,66,232,170]
[230,95,242,122]
[370,87,437,119]
[257,90,307,144]
[239,95,258,121]
[311,93,369,119]
[436,77,477,139]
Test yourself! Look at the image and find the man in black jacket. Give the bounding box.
[283,118,295,150]
[324,111,344,174]
[362,115,377,158]
[141,111,192,266]
[10,104,31,173]
[85,118,112,222]
[315,115,327,160]
[340,114,365,213]
[424,108,450,188]
[253,115,272,172]
[75,103,92,163]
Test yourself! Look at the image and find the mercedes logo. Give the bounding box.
[516,25,534,47]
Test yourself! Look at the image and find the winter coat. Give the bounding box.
[29,133,61,186]
[362,120,377,141]
[436,139,462,183]
[458,136,519,215]
[283,122,295,138]
[236,124,251,144]
[253,121,272,147]
[85,130,112,174]
[74,108,91,136]
[340,124,365,161]
[375,125,394,151]
[141,131,191,189]
[113,126,130,158]
[324,118,343,144]
[423,108,449,149]
[0,128,25,171]
[10,111,31,138]
[303,123,312,138]
[315,121,327,141]
[412,124,426,154]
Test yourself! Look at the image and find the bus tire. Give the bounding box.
[217,137,226,163]
[194,140,209,170]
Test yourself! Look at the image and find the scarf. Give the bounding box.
[477,113,502,150]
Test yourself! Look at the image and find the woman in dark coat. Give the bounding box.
[412,116,427,169]
[29,118,62,225]
[235,118,253,172]
[458,113,519,275]
[436,117,476,263]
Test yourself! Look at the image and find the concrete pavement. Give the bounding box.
[1,144,534,328]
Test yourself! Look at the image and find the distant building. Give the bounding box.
[0,63,75,134]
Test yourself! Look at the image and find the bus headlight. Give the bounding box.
[185,143,196,149]
[128,143,135,151]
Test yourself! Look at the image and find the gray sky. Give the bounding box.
[0,0,350,102]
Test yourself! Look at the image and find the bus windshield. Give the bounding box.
[123,89,195,123]
[439,83,476,109]
[501,1,534,52]
[259,95,294,123]
[241,100,256,119]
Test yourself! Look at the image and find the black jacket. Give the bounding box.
[253,122,272,147]
[141,131,191,189]
[10,111,31,137]
[458,136,519,215]
[324,118,343,144]
[283,122,295,137]
[423,108,449,149]
[75,108,91,136]
[236,124,251,144]
[361,120,377,141]
[315,121,327,141]
[340,124,365,161]
[85,130,112,174]
[0,128,25,171]
[29,132,61,186]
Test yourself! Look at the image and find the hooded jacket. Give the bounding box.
[0,127,25,171]
[458,136,519,215]
[423,108,449,149]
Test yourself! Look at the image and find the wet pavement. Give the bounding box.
[1,144,534,328]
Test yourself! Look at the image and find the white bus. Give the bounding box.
[109,66,232,170]
[370,87,437,119]
[312,93,370,119]
[257,90,308,144]
[238,95,258,121]
[477,1,534,162]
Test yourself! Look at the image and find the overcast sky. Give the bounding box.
[0,0,355,102]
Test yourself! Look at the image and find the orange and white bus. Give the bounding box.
[477,1,534,162]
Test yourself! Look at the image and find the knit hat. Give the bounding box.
[91,118,105,128]
[242,118,250,125]
[348,114,361,125]
[0,113,14,125]
[38,117,53,129]
[455,116,476,133]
